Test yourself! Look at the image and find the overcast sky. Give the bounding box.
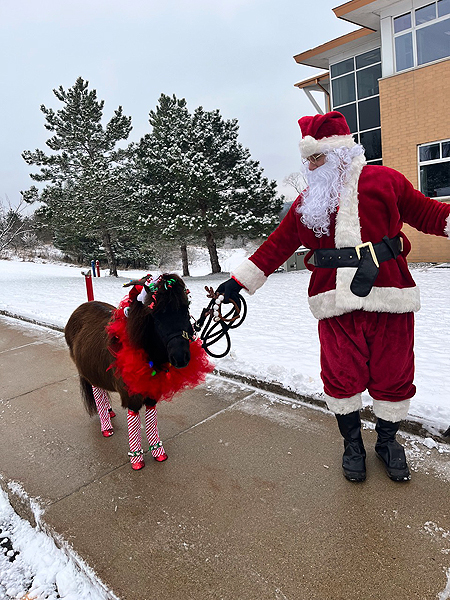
[1,0,356,206]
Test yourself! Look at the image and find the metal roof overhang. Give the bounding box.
[294,72,331,113]
[293,28,377,69]
[294,72,330,92]
[333,0,395,30]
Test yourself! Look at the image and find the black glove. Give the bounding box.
[215,278,243,307]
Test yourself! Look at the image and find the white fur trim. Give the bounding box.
[308,285,421,320]
[325,393,362,415]
[136,288,149,303]
[445,213,450,238]
[373,399,411,422]
[231,259,267,295]
[334,153,366,248]
[299,134,356,158]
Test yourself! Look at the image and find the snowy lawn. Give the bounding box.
[0,254,449,599]
[0,255,449,434]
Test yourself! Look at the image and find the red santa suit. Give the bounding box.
[232,112,450,422]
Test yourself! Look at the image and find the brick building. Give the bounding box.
[294,0,450,262]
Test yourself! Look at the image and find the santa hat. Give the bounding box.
[298,111,356,158]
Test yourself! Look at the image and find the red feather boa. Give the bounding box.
[106,293,214,402]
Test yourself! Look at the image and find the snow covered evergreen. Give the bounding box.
[137,93,283,274]
[21,77,134,276]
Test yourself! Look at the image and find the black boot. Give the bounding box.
[335,411,366,482]
[375,418,411,482]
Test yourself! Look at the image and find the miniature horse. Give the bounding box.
[65,273,211,470]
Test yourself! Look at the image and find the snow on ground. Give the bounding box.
[0,251,449,434]
[0,484,118,600]
[0,252,449,599]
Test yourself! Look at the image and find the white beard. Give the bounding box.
[297,145,365,238]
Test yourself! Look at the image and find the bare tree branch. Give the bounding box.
[0,196,32,253]
[283,172,307,195]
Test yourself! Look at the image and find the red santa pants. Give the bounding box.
[318,311,416,402]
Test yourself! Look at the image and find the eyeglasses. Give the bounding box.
[302,153,325,165]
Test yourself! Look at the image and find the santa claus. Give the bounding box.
[217,110,450,483]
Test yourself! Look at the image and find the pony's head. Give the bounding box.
[125,273,193,368]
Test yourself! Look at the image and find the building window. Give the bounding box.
[418,139,450,198]
[330,48,382,164]
[393,1,450,72]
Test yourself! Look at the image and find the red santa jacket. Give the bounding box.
[232,164,450,320]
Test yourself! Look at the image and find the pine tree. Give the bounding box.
[138,94,283,274]
[135,94,200,276]
[22,77,133,275]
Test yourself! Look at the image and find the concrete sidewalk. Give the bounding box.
[0,315,449,600]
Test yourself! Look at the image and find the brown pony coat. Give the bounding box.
[65,273,192,414]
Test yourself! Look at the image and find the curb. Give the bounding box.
[2,309,449,444]
[213,369,449,444]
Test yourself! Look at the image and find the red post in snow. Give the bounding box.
[95,260,100,277]
[84,271,94,301]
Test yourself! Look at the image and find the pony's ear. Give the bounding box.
[159,275,178,290]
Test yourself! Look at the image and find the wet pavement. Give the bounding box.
[0,315,449,600]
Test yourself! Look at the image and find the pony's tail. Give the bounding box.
[79,377,97,416]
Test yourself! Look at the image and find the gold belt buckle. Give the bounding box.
[355,241,379,268]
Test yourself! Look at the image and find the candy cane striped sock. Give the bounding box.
[127,409,144,467]
[145,406,166,459]
[92,386,113,432]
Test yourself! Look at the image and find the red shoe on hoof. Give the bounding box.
[108,409,116,418]
[154,453,168,462]
[132,460,145,470]
[102,429,114,437]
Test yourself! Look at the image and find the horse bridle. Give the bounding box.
[123,275,246,358]
[165,329,193,345]
[193,286,247,358]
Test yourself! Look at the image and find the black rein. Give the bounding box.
[193,286,247,358]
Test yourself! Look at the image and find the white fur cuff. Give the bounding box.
[231,259,267,295]
[308,285,421,320]
[373,399,411,422]
[325,393,362,415]
[445,213,450,238]
[299,134,356,158]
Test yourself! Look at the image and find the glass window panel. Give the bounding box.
[395,33,414,71]
[358,97,381,131]
[438,0,450,17]
[355,48,381,69]
[442,141,450,157]
[360,129,382,161]
[333,103,357,133]
[419,143,440,161]
[417,19,450,64]
[356,64,381,99]
[330,58,354,78]
[331,73,356,106]
[394,13,412,32]
[420,162,450,197]
[415,3,436,25]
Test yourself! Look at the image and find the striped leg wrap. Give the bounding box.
[92,386,113,432]
[145,406,165,458]
[127,410,144,464]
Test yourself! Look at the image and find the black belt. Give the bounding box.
[314,235,403,298]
